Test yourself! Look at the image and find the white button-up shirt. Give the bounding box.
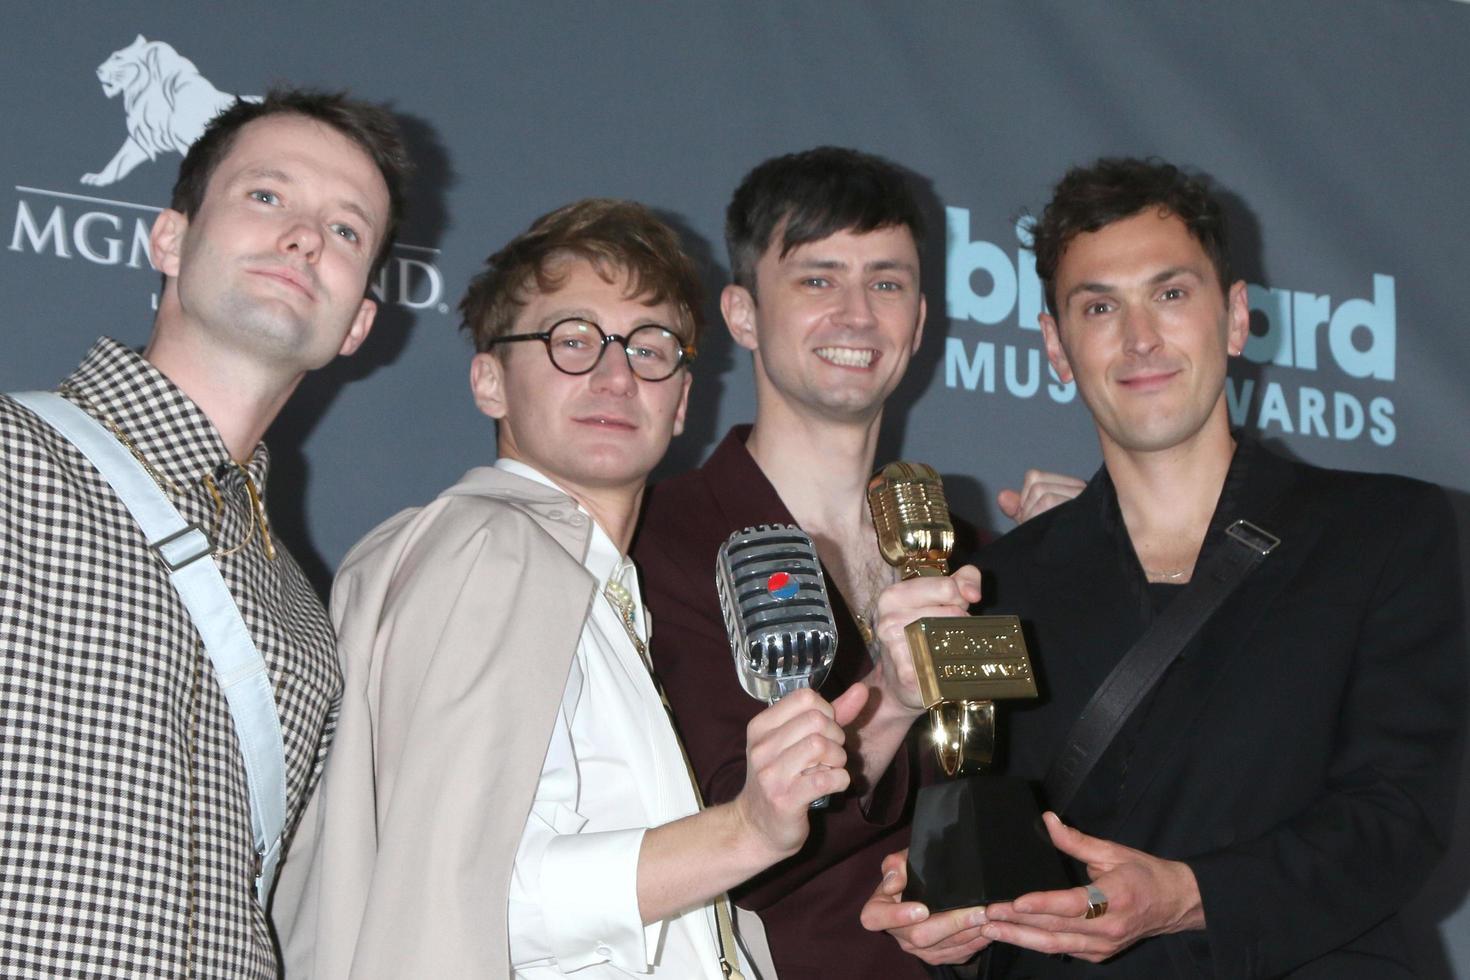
[501,459,741,978]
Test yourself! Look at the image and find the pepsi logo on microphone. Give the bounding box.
[766,571,800,600]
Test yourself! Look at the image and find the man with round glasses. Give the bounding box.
[278,198,864,978]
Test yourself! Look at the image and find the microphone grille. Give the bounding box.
[868,462,955,568]
[716,524,838,700]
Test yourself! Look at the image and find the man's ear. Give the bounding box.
[470,351,509,420]
[671,368,693,438]
[1039,311,1074,383]
[149,209,188,279]
[721,284,759,352]
[338,298,377,357]
[909,293,928,354]
[1225,280,1249,356]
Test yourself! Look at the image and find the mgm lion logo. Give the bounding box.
[82,35,259,187]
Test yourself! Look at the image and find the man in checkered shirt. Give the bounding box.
[0,89,410,978]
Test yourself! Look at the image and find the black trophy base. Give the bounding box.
[905,774,1071,912]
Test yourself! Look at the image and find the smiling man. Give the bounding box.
[633,148,935,980]
[863,157,1466,977]
[634,148,1081,979]
[0,89,409,978]
[277,199,864,979]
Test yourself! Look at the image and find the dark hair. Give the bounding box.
[725,146,924,296]
[1029,157,1230,316]
[170,87,412,276]
[459,198,704,354]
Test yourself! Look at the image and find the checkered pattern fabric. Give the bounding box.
[0,338,341,979]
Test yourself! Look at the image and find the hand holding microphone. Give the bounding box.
[716,525,854,834]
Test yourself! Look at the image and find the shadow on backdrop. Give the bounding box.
[874,164,947,479]
[1219,187,1272,440]
[653,210,731,482]
[265,111,454,599]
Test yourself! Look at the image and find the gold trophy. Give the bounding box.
[868,462,1068,910]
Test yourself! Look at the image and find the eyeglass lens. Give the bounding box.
[547,319,684,380]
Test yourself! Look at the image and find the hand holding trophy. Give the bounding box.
[867,462,1069,911]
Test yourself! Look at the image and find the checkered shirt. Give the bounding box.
[0,338,341,979]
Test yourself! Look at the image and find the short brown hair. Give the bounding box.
[1029,157,1230,316]
[170,87,412,277]
[459,199,704,354]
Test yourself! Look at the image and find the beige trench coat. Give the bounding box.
[274,467,596,977]
[273,466,775,978]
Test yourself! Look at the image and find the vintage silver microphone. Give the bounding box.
[716,524,839,806]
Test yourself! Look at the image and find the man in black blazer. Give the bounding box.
[862,158,1466,976]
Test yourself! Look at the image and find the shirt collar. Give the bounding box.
[493,457,626,587]
[62,337,270,495]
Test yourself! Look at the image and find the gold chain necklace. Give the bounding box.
[59,385,276,560]
[603,577,649,664]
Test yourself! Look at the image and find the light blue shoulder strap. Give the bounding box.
[12,390,287,906]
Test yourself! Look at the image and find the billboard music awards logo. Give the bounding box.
[7,36,447,314]
[943,206,1398,447]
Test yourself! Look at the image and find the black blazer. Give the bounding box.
[978,438,1465,978]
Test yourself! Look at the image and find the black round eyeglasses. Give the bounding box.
[487,317,696,382]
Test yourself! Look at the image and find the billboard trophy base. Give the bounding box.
[907,774,1070,911]
[900,616,1070,912]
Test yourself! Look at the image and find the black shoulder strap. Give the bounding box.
[1043,519,1281,815]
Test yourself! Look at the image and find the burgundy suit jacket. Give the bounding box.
[634,426,928,980]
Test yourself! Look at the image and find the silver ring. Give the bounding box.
[1084,883,1109,919]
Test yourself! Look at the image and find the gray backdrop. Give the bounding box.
[3,2,1468,974]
